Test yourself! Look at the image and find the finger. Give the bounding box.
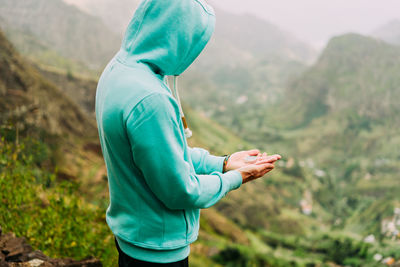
[256,163,274,170]
[266,154,281,161]
[255,156,279,164]
[271,154,282,160]
[247,149,260,156]
[261,164,275,174]
[262,167,274,176]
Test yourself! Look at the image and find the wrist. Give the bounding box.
[222,154,231,173]
[238,170,248,180]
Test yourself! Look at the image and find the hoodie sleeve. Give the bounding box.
[125,93,242,210]
[188,147,225,175]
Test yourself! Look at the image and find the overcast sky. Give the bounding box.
[212,0,400,48]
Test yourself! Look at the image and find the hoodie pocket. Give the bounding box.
[184,209,200,241]
[183,210,189,241]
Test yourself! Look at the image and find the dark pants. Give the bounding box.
[115,238,189,267]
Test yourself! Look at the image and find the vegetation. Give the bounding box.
[0,131,117,266]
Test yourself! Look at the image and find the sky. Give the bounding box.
[212,0,400,49]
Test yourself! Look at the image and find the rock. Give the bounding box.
[26,251,48,262]
[0,230,101,267]
[1,236,32,262]
[27,259,44,267]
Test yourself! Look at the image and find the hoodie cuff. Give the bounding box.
[222,170,243,191]
[205,155,225,173]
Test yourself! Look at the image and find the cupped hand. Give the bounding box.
[237,162,275,184]
[225,149,260,171]
[235,152,282,184]
[225,149,281,172]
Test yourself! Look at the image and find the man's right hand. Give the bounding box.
[237,154,281,184]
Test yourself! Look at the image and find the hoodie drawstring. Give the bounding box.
[165,76,192,138]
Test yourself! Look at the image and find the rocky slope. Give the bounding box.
[0,227,101,267]
[0,29,96,137]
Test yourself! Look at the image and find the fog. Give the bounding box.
[212,0,400,48]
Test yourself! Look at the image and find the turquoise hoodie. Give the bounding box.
[95,0,243,263]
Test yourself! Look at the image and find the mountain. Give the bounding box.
[259,33,400,241]
[200,5,316,65]
[0,0,121,70]
[272,33,400,130]
[372,19,400,46]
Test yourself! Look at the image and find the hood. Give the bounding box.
[117,0,216,76]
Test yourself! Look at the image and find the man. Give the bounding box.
[95,0,281,266]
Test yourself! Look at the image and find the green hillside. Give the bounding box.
[272,33,400,129]
[252,33,400,254]
[263,34,400,172]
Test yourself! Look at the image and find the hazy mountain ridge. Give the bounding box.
[63,0,316,66]
[0,0,121,70]
[205,6,316,64]
[372,19,400,46]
